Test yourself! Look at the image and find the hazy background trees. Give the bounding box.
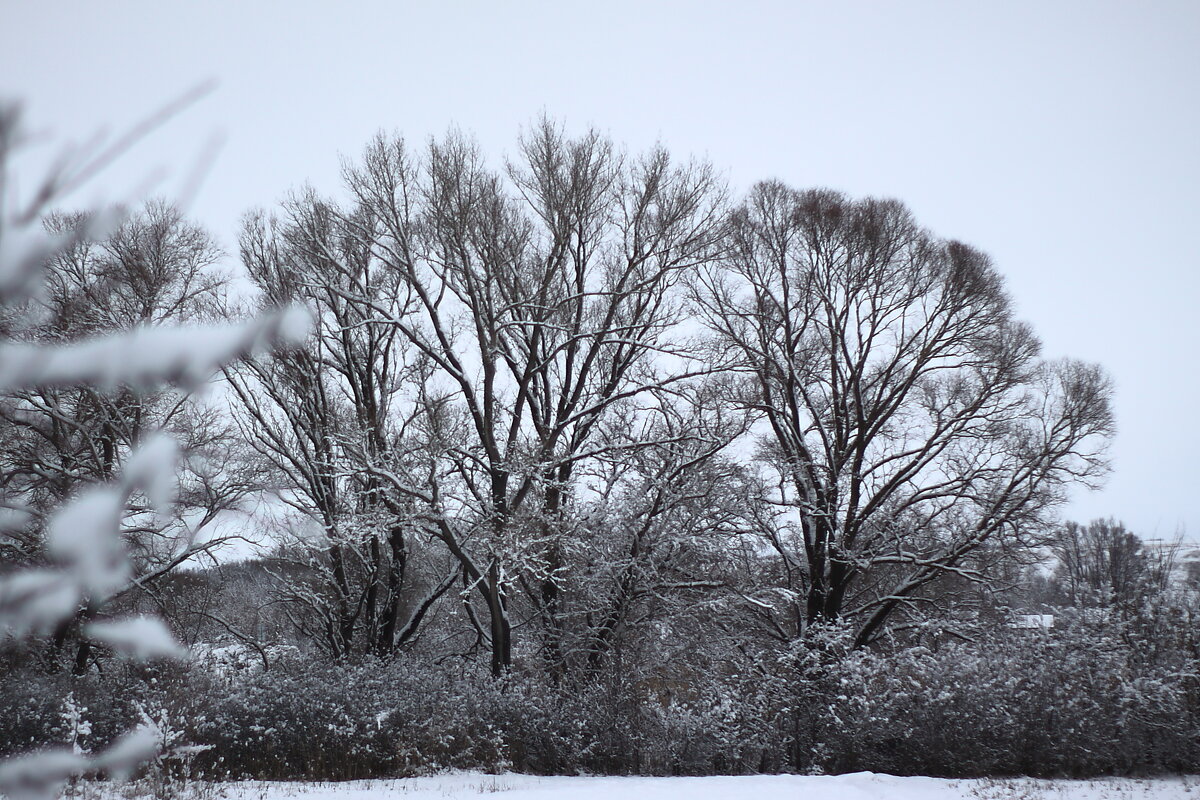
[1049,518,1179,610]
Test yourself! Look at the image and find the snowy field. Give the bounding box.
[75,772,1199,800]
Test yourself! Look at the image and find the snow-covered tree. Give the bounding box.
[229,120,730,674]
[694,184,1115,645]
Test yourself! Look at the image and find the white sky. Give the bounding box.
[3,0,1197,539]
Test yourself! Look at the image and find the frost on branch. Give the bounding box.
[0,102,310,798]
[36,434,180,606]
[0,750,89,800]
[0,205,124,308]
[0,725,162,800]
[0,307,312,392]
[119,433,179,515]
[84,616,190,661]
[87,725,162,781]
[0,570,79,639]
[44,487,128,601]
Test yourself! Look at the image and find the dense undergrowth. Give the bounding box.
[4,611,1197,781]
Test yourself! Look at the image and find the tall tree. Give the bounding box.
[228,199,448,659]
[234,121,729,674]
[695,183,1114,646]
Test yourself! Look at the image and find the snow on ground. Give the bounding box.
[79,772,1199,800]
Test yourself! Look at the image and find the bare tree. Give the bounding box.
[227,199,450,659]
[231,121,729,675]
[362,122,732,675]
[0,200,265,673]
[539,386,754,677]
[1051,519,1176,610]
[694,184,1114,646]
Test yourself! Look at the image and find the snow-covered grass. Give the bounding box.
[67,772,1200,800]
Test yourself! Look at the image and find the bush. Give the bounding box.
[815,616,1199,777]
[3,606,1197,780]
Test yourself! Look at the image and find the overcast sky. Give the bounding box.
[3,0,1197,539]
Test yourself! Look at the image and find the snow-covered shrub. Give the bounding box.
[172,653,793,778]
[0,668,65,759]
[180,656,587,778]
[814,612,1199,777]
[5,609,1196,782]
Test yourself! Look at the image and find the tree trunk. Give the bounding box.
[376,523,408,656]
[487,561,511,676]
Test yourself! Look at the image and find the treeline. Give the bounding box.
[1,119,1196,779]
